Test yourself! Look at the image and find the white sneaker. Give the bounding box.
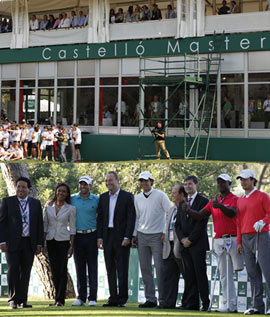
[266,308,270,315]
[72,299,85,306]
[88,300,97,306]
[216,307,229,313]
[244,307,259,315]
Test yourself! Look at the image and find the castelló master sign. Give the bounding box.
[0,32,270,64]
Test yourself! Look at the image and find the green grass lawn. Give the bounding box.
[0,298,241,316]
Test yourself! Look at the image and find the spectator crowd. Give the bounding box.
[0,17,12,33]
[0,120,82,162]
[28,4,176,32]
[109,4,176,23]
[29,10,88,31]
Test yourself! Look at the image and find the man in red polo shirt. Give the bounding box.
[236,169,270,315]
[183,174,243,313]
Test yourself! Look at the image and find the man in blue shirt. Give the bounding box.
[78,11,86,27]
[71,176,99,307]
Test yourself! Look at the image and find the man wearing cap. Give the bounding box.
[236,169,270,315]
[175,175,209,311]
[97,171,136,307]
[183,174,243,313]
[134,171,172,308]
[71,176,99,307]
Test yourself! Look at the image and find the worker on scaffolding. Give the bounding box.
[152,121,171,160]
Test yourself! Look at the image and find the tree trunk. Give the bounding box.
[0,163,76,299]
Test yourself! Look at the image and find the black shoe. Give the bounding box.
[201,306,209,312]
[48,302,56,306]
[157,305,175,309]
[118,304,126,307]
[179,305,200,311]
[56,302,64,307]
[21,303,32,308]
[103,302,118,307]
[9,302,17,310]
[139,301,157,308]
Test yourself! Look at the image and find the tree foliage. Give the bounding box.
[12,161,240,205]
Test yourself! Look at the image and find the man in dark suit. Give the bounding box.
[175,175,209,311]
[97,171,136,307]
[0,177,44,309]
[162,184,186,309]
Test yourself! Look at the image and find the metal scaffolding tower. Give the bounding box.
[138,35,223,160]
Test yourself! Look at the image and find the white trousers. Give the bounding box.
[213,237,244,311]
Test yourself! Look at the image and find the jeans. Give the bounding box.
[58,144,67,162]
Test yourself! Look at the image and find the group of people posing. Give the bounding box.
[0,121,82,162]
[0,169,270,314]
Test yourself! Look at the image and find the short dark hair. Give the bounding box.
[231,1,236,4]
[251,177,257,186]
[184,175,198,184]
[178,184,187,198]
[107,171,119,180]
[16,177,31,188]
[52,183,71,204]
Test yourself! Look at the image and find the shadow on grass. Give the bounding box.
[0,298,240,316]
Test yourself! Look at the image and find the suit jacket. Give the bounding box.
[43,202,76,241]
[163,205,182,259]
[97,189,136,248]
[0,195,44,252]
[175,194,209,252]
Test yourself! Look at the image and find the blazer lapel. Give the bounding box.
[14,196,22,221]
[167,206,175,237]
[113,190,122,221]
[104,192,110,223]
[28,197,34,236]
[191,194,199,210]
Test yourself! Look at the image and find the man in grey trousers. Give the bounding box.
[133,171,172,308]
[236,169,270,315]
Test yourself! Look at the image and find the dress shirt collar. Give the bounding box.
[109,188,120,198]
[143,188,153,196]
[17,195,29,203]
[244,188,257,198]
[188,192,197,204]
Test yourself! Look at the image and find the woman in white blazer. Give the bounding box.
[44,183,76,307]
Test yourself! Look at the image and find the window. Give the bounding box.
[57,88,74,125]
[77,88,94,126]
[38,88,55,125]
[248,84,270,129]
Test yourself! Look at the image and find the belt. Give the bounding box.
[77,229,96,234]
[221,234,236,238]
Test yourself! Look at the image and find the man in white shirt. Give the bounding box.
[72,124,82,162]
[115,101,127,126]
[97,171,136,307]
[59,13,70,29]
[263,93,270,128]
[134,171,171,308]
[29,15,39,31]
